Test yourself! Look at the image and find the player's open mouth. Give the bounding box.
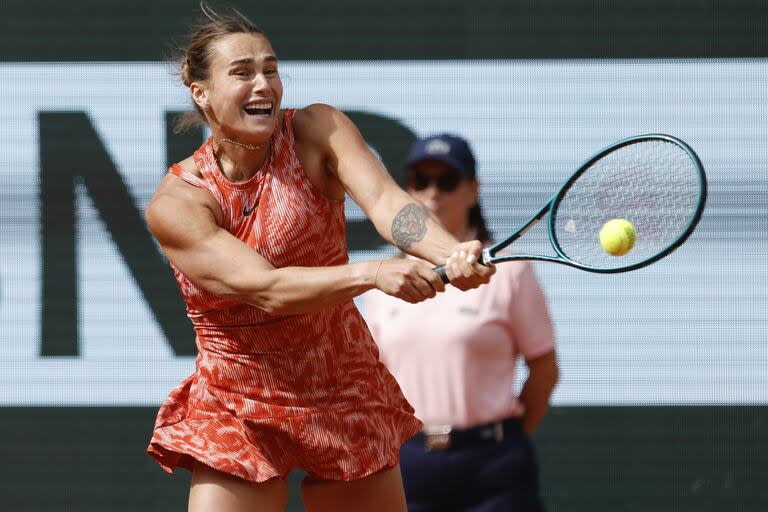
[243,102,273,117]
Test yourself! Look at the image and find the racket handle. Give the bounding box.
[433,265,450,284]
[432,249,491,284]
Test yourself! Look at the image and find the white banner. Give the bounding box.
[1,60,766,405]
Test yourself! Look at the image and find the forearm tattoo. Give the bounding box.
[392,203,429,250]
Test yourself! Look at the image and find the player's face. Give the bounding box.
[407,160,478,237]
[196,32,283,145]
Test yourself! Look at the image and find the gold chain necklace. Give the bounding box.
[213,138,272,181]
[218,138,263,151]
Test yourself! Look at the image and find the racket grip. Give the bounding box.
[433,265,450,284]
[433,248,491,284]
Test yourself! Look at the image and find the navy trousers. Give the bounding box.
[399,420,544,512]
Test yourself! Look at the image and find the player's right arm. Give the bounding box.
[145,174,442,315]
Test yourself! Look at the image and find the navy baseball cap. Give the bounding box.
[405,134,476,179]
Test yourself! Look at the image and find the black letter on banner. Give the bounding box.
[39,112,196,356]
[343,111,417,251]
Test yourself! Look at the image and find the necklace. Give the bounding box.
[213,138,272,182]
[218,137,263,151]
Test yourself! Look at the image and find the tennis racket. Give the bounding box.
[434,134,707,282]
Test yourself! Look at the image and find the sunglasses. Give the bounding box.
[407,171,464,193]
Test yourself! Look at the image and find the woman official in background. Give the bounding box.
[365,134,559,512]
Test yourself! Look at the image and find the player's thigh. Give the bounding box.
[300,464,407,512]
[188,461,289,512]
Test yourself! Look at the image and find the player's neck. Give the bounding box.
[213,138,272,183]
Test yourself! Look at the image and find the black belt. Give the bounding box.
[409,418,522,452]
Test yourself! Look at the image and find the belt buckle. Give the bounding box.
[479,421,505,442]
[424,425,452,452]
[493,421,504,442]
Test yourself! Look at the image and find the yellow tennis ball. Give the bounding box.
[599,219,636,256]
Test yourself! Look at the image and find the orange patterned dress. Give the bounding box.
[147,109,421,483]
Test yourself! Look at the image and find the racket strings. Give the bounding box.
[553,139,701,269]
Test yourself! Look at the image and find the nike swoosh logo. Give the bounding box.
[243,199,259,217]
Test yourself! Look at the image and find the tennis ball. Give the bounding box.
[599,219,636,256]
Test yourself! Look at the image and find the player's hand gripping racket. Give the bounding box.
[434,134,707,282]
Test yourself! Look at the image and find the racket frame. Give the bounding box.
[482,134,707,273]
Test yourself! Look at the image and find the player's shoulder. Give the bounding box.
[146,180,219,245]
[147,178,199,222]
[172,155,202,178]
[293,103,354,141]
[147,169,216,225]
[294,103,342,121]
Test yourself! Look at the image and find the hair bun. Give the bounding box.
[180,58,192,86]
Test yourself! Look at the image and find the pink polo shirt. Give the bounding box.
[363,261,555,429]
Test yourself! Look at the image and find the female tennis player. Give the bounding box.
[365,134,559,511]
[145,6,494,512]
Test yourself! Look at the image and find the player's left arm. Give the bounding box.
[295,104,454,261]
[293,103,493,287]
